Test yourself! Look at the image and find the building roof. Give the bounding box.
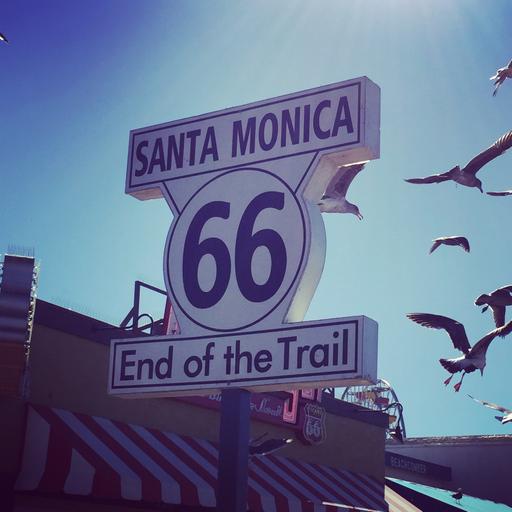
[388,478,512,511]
[34,299,144,345]
[396,435,512,447]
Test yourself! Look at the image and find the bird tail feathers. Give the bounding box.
[439,358,459,374]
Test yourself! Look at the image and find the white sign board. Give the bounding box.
[109,316,377,397]
[126,77,380,200]
[110,77,381,397]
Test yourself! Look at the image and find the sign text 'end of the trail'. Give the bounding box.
[108,316,378,397]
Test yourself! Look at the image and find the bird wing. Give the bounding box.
[429,240,442,254]
[487,190,512,196]
[404,174,452,184]
[457,237,470,253]
[507,58,512,69]
[463,131,512,176]
[468,395,511,414]
[0,32,7,43]
[502,413,512,424]
[406,313,471,354]
[325,164,365,198]
[491,305,506,328]
[471,319,512,355]
[496,284,512,294]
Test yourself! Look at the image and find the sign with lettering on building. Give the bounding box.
[109,77,381,397]
[385,452,451,481]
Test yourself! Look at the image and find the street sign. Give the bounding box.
[109,316,377,396]
[110,76,381,398]
[126,77,380,200]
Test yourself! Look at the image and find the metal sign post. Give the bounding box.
[112,77,381,512]
[217,389,251,512]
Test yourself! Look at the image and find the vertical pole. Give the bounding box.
[217,388,250,512]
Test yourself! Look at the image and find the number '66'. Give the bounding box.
[182,191,287,309]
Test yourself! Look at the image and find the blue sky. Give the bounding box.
[2,0,512,437]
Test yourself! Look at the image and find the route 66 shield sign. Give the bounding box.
[301,403,327,445]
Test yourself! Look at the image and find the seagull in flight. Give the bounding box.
[468,395,512,424]
[487,190,512,196]
[429,236,470,254]
[404,130,512,192]
[0,32,8,44]
[249,432,293,456]
[474,285,512,327]
[490,59,512,96]
[318,163,365,219]
[406,313,512,392]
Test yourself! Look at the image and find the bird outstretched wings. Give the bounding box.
[463,130,512,176]
[406,313,471,354]
[404,173,452,185]
[468,395,511,414]
[490,59,512,80]
[429,236,470,254]
[324,163,365,199]
[490,60,512,95]
[471,319,512,355]
[487,190,512,196]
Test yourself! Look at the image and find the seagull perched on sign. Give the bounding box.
[474,285,512,327]
[468,395,512,424]
[0,32,8,44]
[318,163,365,219]
[490,59,512,96]
[429,236,470,254]
[404,130,512,193]
[406,313,512,392]
[487,190,512,196]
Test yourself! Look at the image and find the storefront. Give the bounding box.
[4,255,508,511]
[385,435,512,508]
[1,293,402,511]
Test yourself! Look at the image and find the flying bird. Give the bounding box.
[474,285,512,327]
[406,313,512,392]
[487,190,512,196]
[490,59,512,96]
[468,395,512,424]
[318,163,365,219]
[249,434,293,456]
[404,130,512,193]
[429,236,470,254]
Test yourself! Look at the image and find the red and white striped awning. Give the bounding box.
[16,405,389,511]
[385,486,421,512]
